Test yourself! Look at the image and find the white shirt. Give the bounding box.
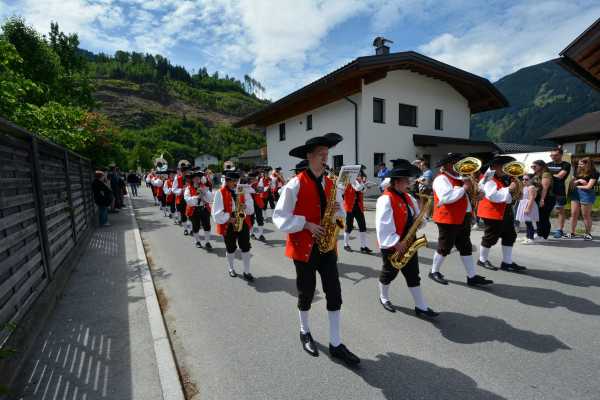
[352,178,366,192]
[481,176,512,204]
[163,179,172,195]
[172,175,183,196]
[184,185,213,207]
[273,175,345,233]
[432,172,472,212]
[211,186,254,225]
[376,192,421,249]
[152,178,163,188]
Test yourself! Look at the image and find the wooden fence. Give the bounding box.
[0,117,95,345]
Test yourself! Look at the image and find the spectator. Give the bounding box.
[567,157,598,240]
[417,161,433,211]
[516,174,539,244]
[92,171,113,227]
[531,160,555,240]
[127,170,139,196]
[377,162,389,193]
[547,147,571,238]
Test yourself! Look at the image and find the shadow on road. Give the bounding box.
[251,275,322,302]
[523,269,600,288]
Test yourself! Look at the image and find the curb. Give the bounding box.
[127,197,185,400]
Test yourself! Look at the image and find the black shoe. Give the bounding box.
[183,230,189,236]
[259,235,266,241]
[500,262,527,272]
[360,247,373,254]
[329,343,360,366]
[251,233,257,239]
[300,332,318,357]
[477,260,498,271]
[344,245,352,252]
[379,299,396,313]
[428,272,448,285]
[229,269,237,278]
[204,242,213,250]
[467,275,493,286]
[243,272,254,282]
[415,307,439,318]
[195,241,202,248]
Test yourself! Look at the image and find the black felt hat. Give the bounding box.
[290,159,308,172]
[386,159,421,178]
[224,171,241,180]
[490,154,516,166]
[435,153,464,168]
[289,133,343,159]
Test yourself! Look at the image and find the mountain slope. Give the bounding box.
[470,60,600,144]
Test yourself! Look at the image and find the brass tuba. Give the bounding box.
[315,167,347,253]
[390,195,433,269]
[453,157,482,204]
[155,154,168,173]
[502,161,526,200]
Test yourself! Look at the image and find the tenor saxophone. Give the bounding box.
[233,185,246,232]
[389,195,433,269]
[316,170,347,253]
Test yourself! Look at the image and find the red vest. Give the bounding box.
[165,178,174,203]
[380,189,415,248]
[432,173,469,225]
[175,175,184,205]
[155,180,164,197]
[251,182,265,209]
[477,176,507,221]
[285,171,334,262]
[216,187,252,236]
[260,177,269,200]
[185,185,197,217]
[343,184,364,212]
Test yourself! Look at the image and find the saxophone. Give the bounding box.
[233,185,246,232]
[316,169,347,253]
[389,194,433,269]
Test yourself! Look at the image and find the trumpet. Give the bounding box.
[502,161,526,200]
[453,157,482,204]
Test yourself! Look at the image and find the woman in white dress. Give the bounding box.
[515,174,539,244]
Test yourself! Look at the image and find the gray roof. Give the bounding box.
[496,143,554,154]
[238,149,262,158]
[542,111,600,140]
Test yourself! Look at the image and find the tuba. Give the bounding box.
[389,195,433,269]
[233,185,246,232]
[502,161,526,200]
[315,167,347,253]
[155,154,168,173]
[453,157,482,204]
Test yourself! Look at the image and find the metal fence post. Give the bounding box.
[31,137,53,280]
[63,151,78,243]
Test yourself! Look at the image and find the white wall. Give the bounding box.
[194,155,218,168]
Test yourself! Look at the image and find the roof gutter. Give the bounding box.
[344,96,358,164]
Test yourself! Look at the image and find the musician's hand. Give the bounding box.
[508,181,517,192]
[305,222,325,238]
[463,179,472,192]
[394,240,408,254]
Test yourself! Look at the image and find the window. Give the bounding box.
[373,98,385,123]
[435,109,444,130]
[575,143,586,154]
[398,104,417,127]
[279,123,286,141]
[333,155,344,172]
[306,114,312,131]
[374,153,385,177]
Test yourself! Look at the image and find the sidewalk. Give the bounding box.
[11,198,175,400]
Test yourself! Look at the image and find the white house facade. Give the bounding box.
[194,154,218,169]
[237,48,507,184]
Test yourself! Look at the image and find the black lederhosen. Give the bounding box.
[177,198,187,222]
[223,222,251,253]
[168,197,176,214]
[345,201,366,233]
[252,200,264,226]
[481,206,517,248]
[190,205,211,233]
[264,190,276,210]
[159,192,166,207]
[436,213,473,256]
[294,246,342,311]
[379,249,420,287]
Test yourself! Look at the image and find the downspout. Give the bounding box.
[344,96,358,164]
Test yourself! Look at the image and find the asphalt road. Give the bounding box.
[133,187,600,400]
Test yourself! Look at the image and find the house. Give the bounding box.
[194,154,218,169]
[237,147,267,167]
[557,17,600,91]
[542,111,600,163]
[235,39,507,184]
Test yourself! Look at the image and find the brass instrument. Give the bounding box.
[233,185,246,232]
[390,195,433,270]
[502,161,526,200]
[453,157,482,204]
[316,168,347,253]
[155,154,168,174]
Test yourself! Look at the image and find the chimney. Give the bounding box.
[373,36,393,56]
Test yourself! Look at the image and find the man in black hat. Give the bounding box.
[429,153,493,286]
[163,169,177,218]
[342,165,372,253]
[173,164,190,229]
[375,160,439,317]
[185,170,214,250]
[212,170,255,280]
[273,134,360,365]
[476,155,527,272]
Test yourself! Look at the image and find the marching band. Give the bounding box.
[141,133,536,367]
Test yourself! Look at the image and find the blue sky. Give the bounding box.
[1,0,598,100]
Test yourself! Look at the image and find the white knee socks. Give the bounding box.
[479,246,490,263]
[226,252,235,272]
[461,255,476,278]
[256,225,263,237]
[378,281,390,303]
[359,231,368,248]
[193,232,201,243]
[204,230,211,244]
[409,286,428,310]
[328,310,341,347]
[242,251,250,274]
[343,232,350,246]
[431,252,445,273]
[299,310,310,334]
[501,246,513,264]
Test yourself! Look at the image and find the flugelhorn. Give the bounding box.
[453,157,482,204]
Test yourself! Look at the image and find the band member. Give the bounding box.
[146,170,158,204]
[173,161,190,226]
[343,166,372,253]
[249,172,266,241]
[477,155,527,272]
[212,171,255,280]
[185,170,214,250]
[375,161,438,317]
[152,172,165,211]
[273,133,360,366]
[163,170,176,218]
[271,167,285,200]
[428,153,493,286]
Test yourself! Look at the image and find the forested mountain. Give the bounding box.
[0,17,267,170]
[471,60,600,144]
